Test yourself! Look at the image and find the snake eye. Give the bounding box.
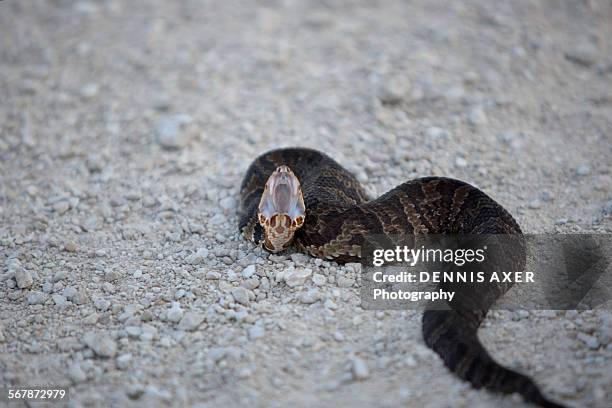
[258,214,267,225]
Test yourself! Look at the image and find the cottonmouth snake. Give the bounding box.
[239,147,565,408]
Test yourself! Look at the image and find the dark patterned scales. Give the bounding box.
[239,147,565,408]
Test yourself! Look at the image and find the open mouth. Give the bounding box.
[258,166,305,227]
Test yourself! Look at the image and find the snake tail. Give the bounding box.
[423,310,566,408]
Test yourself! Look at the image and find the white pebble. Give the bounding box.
[242,265,256,278]
[206,271,221,280]
[576,165,591,176]
[52,294,67,307]
[299,289,320,304]
[248,325,265,340]
[166,302,184,323]
[232,287,250,306]
[312,273,327,286]
[82,331,117,358]
[68,363,87,383]
[351,357,370,380]
[13,262,33,289]
[178,312,206,331]
[468,106,488,126]
[284,268,313,287]
[116,353,132,370]
[27,291,48,305]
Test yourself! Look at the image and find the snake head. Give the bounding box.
[257,165,306,252]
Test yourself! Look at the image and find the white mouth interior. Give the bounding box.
[259,166,305,221]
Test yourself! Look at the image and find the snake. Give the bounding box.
[238,147,566,408]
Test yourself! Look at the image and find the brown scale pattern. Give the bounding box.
[239,148,566,408]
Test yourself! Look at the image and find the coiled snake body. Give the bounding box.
[239,147,564,408]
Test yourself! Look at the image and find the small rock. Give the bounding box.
[444,85,466,100]
[577,332,599,350]
[226,270,238,282]
[82,216,100,231]
[85,155,105,173]
[52,270,67,282]
[82,331,117,358]
[241,265,256,279]
[14,265,33,289]
[284,268,313,287]
[62,240,79,253]
[324,299,338,310]
[94,297,111,312]
[425,127,449,140]
[206,271,221,280]
[140,324,158,341]
[290,253,309,265]
[454,157,468,168]
[52,294,67,307]
[351,357,370,380]
[242,277,260,290]
[312,273,327,286]
[140,385,172,405]
[152,93,171,111]
[248,325,265,340]
[80,83,99,98]
[125,384,145,400]
[208,347,227,362]
[125,326,142,338]
[156,114,192,149]
[598,323,612,346]
[27,291,48,305]
[468,106,487,126]
[83,313,99,325]
[597,59,612,75]
[219,281,233,293]
[540,191,554,202]
[68,363,87,383]
[186,247,209,265]
[141,310,154,322]
[497,131,524,150]
[71,291,88,305]
[178,312,205,331]
[337,276,355,288]
[220,196,237,212]
[601,200,612,216]
[166,302,184,323]
[232,287,250,306]
[116,353,132,370]
[565,44,599,67]
[528,199,542,209]
[576,165,591,176]
[299,288,320,304]
[373,74,410,104]
[356,170,368,183]
[209,213,226,226]
[514,310,530,320]
[53,200,71,214]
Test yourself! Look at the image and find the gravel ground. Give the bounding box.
[1,1,611,407]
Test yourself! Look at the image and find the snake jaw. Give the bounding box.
[257,166,306,252]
